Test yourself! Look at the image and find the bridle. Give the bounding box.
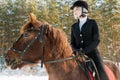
[8,25,77,68]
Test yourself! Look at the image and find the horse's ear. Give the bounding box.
[29,13,37,23]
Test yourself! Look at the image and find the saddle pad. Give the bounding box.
[105,65,115,80]
[87,71,94,80]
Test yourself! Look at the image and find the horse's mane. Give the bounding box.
[20,13,72,58]
[46,24,72,57]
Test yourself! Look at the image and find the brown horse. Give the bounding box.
[4,13,120,80]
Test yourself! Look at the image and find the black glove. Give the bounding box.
[72,48,85,55]
[77,49,85,55]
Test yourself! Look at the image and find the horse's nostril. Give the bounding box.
[5,58,8,62]
[4,58,10,65]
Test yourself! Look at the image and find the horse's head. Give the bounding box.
[4,13,72,69]
[4,13,49,69]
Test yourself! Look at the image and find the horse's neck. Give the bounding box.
[44,59,87,80]
[44,47,86,80]
[44,49,75,74]
[44,59,78,79]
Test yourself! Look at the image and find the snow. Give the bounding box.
[0,64,48,80]
[1,75,48,80]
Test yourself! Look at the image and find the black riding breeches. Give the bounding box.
[86,52,109,80]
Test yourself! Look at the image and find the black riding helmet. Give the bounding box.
[70,0,88,11]
[70,0,89,17]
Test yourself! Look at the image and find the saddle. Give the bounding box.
[76,54,100,80]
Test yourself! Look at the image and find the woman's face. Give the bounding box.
[73,7,82,19]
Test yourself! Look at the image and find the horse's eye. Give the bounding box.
[23,33,29,37]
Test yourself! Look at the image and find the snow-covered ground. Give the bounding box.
[1,76,48,80]
[0,64,48,80]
